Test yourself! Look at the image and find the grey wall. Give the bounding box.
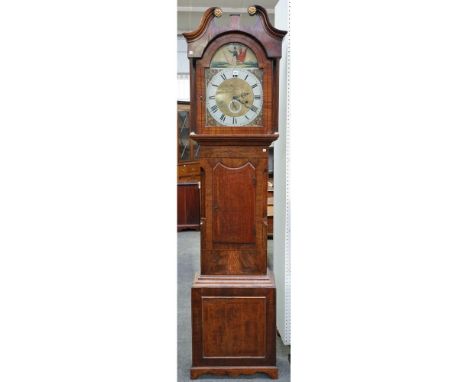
[177,35,190,101]
[273,0,290,346]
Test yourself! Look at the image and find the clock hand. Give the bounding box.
[232,95,249,106]
[233,92,250,100]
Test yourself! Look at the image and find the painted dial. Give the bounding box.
[206,68,263,126]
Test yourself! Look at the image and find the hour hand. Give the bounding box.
[232,95,248,105]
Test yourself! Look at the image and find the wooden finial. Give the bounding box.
[213,8,222,17]
[248,6,257,15]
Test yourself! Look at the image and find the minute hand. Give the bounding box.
[232,95,249,106]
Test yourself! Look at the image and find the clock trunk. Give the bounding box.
[199,145,269,275]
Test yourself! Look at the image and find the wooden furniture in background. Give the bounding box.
[177,182,200,231]
[267,177,274,238]
[184,6,286,379]
[177,101,200,183]
[177,101,200,230]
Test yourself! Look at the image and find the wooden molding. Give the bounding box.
[183,5,287,59]
[191,366,278,379]
[182,7,216,42]
[193,270,275,289]
[191,134,279,146]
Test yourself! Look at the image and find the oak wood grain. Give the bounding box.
[191,272,276,369]
[177,183,200,231]
[199,156,268,275]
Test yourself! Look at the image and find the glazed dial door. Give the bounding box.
[205,42,264,127]
[206,68,263,127]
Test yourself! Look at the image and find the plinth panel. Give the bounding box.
[191,272,276,370]
[202,296,266,357]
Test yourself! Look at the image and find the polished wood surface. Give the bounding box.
[177,183,200,231]
[191,272,277,373]
[202,297,266,357]
[191,366,278,379]
[212,161,256,245]
[199,146,269,275]
[177,161,200,183]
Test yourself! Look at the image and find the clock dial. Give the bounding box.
[206,68,263,126]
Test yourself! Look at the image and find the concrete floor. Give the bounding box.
[177,231,290,381]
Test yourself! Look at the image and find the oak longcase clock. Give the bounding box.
[183,6,286,379]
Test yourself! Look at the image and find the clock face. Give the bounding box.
[205,43,263,127]
[206,68,263,127]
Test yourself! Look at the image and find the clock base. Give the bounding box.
[191,271,277,379]
[190,366,278,379]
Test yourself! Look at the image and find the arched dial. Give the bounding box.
[206,68,263,126]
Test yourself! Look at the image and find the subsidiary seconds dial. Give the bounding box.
[206,68,263,126]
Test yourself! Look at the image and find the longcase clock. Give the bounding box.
[183,6,286,379]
